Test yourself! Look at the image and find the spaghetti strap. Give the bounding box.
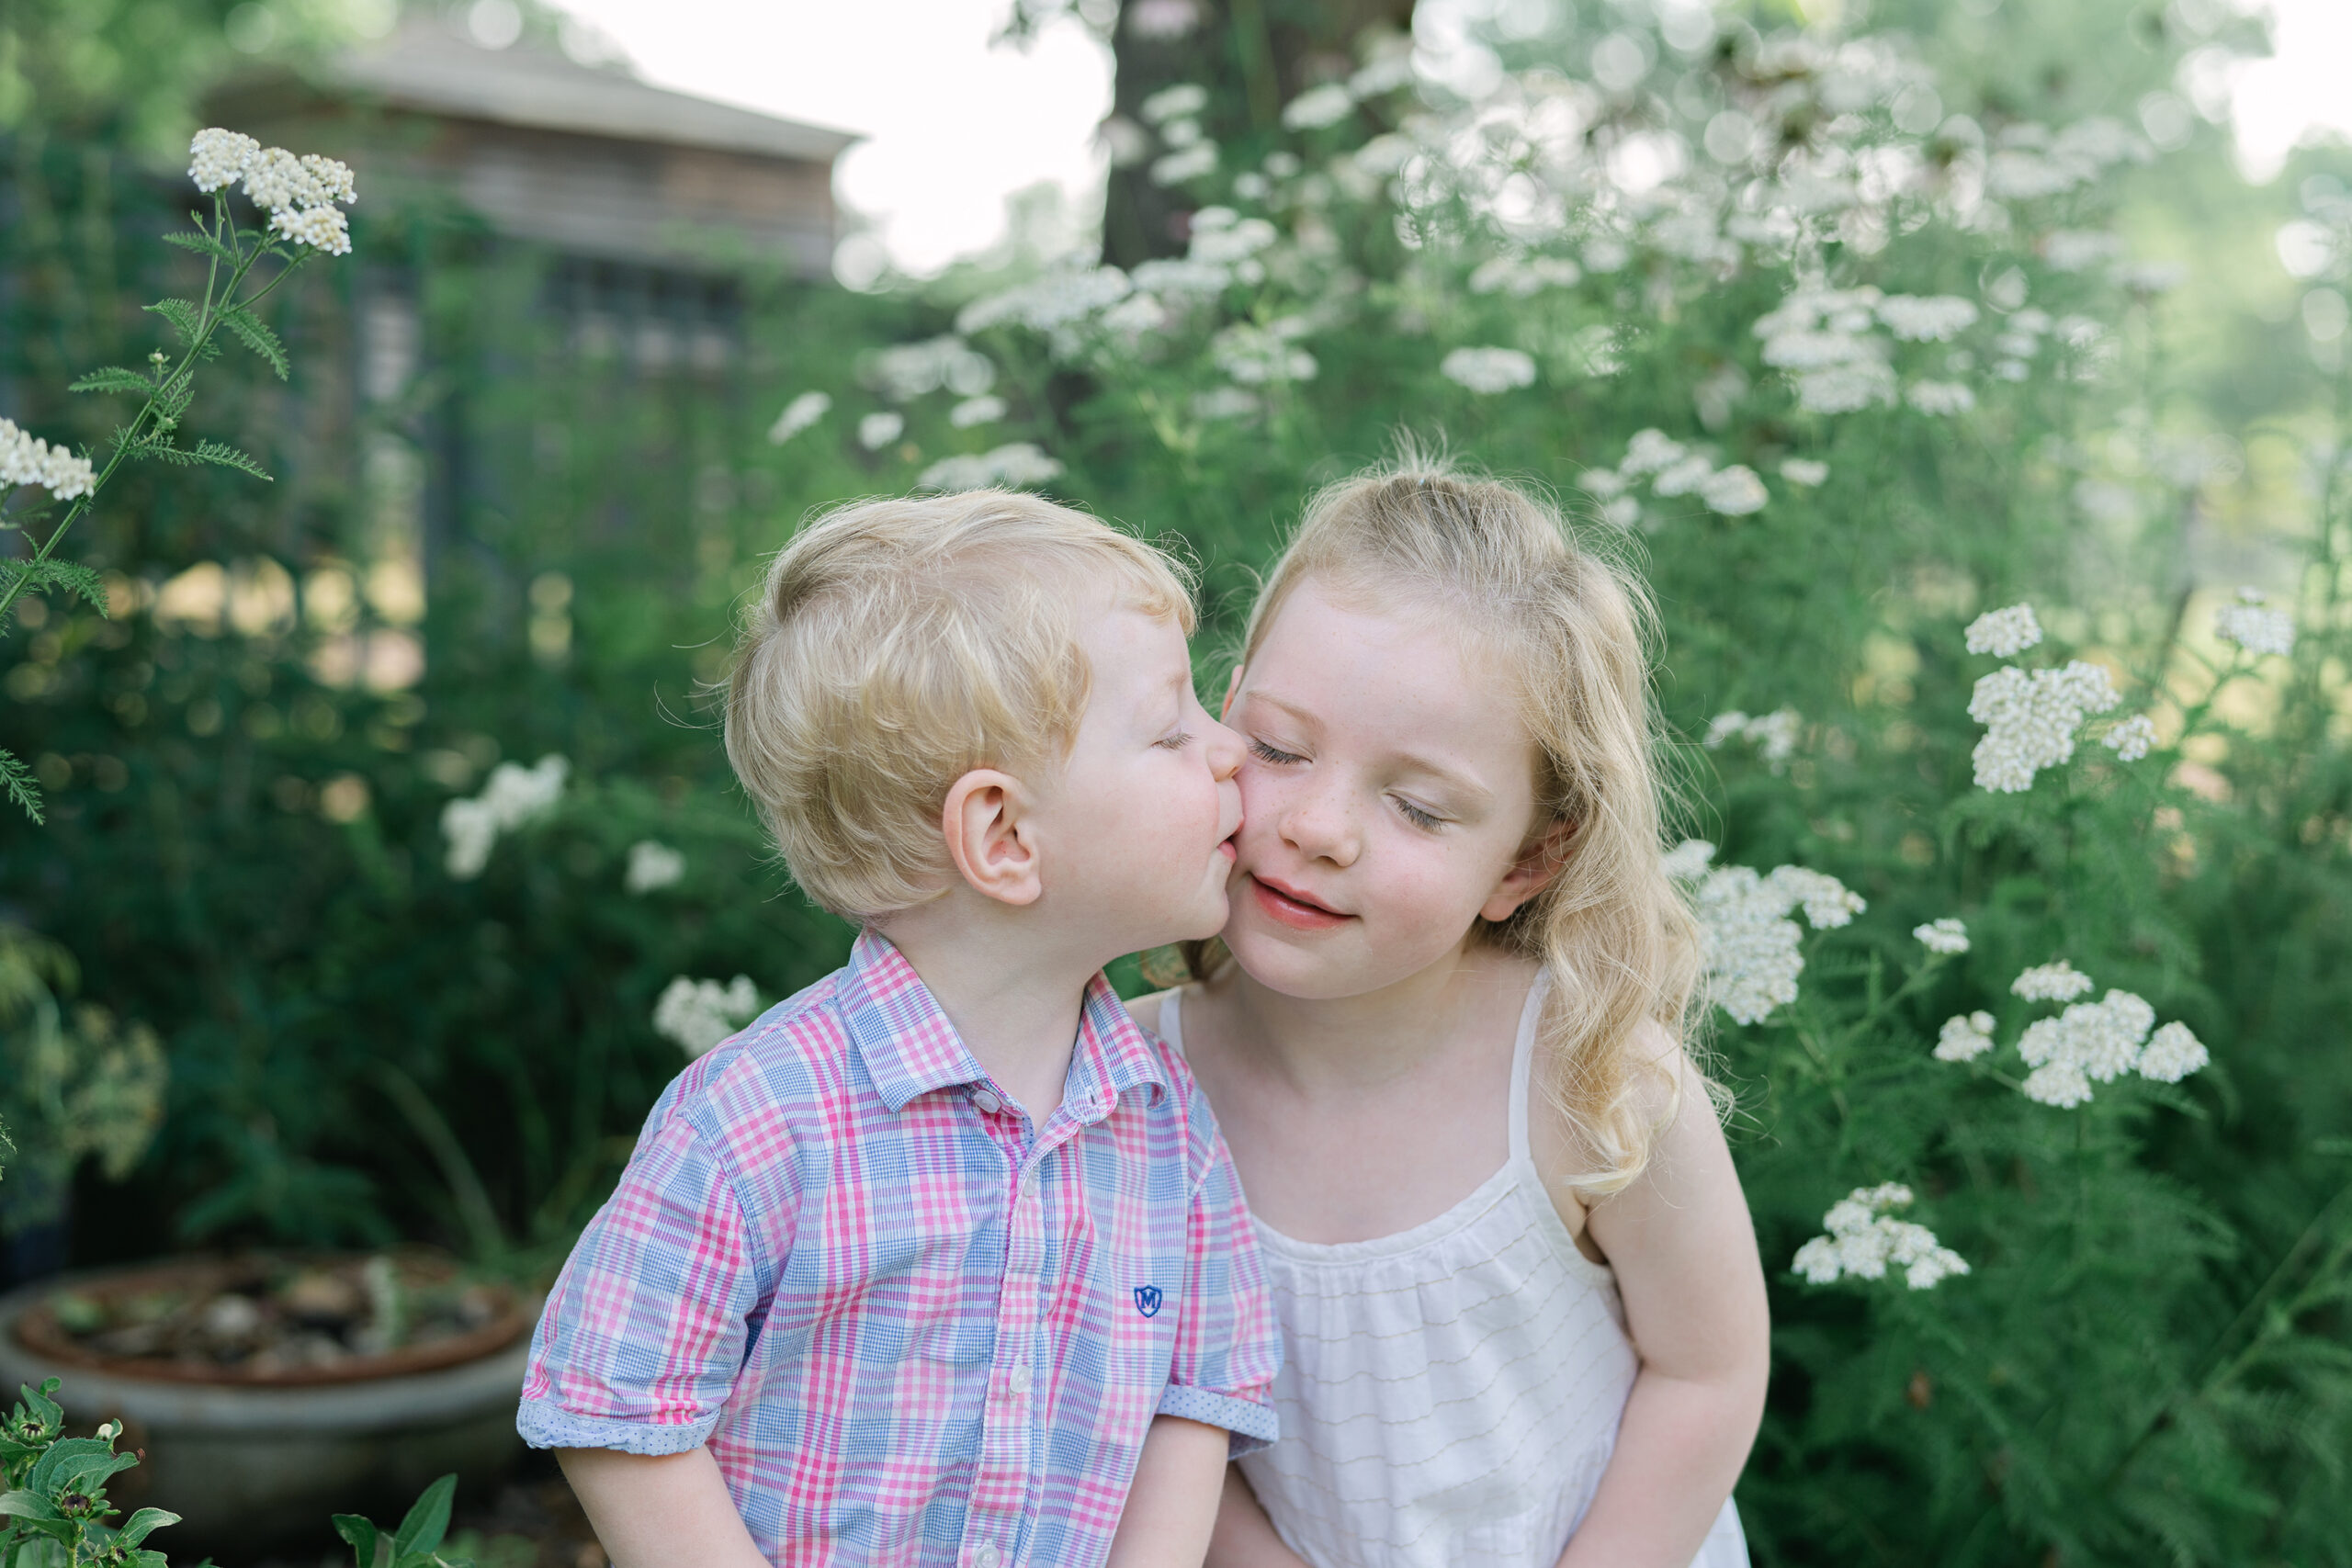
[1157,987,1189,1059]
[1507,971,1551,1167]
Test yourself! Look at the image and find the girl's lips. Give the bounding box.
[1250,874,1351,931]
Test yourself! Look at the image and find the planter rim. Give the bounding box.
[4,1254,530,1389]
[0,1268,537,1431]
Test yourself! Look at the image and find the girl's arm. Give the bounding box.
[1545,1039,1770,1568]
[1206,1464,1315,1568]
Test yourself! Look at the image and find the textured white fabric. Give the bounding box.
[1161,980,1747,1568]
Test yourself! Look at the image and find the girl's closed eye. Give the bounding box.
[1250,739,1306,766]
[1156,729,1193,751]
[1391,795,1445,830]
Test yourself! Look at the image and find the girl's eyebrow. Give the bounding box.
[1247,689,1493,805]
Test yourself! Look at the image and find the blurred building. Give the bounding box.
[194,12,855,689]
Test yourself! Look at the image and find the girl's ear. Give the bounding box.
[1222,663,1245,719]
[1479,817,1577,924]
[941,768,1045,907]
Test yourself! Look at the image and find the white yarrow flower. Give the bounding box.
[1905,379,1976,416]
[439,755,569,879]
[0,418,97,501]
[1793,360,1898,413]
[1281,83,1356,130]
[1618,429,1689,477]
[1151,144,1219,186]
[188,128,260,192]
[2214,589,2295,659]
[1967,660,2120,792]
[1935,1011,1996,1062]
[858,412,905,450]
[625,840,686,895]
[1964,603,2042,657]
[1691,861,1863,1024]
[2137,1021,2209,1082]
[2103,714,2158,761]
[1651,455,1716,497]
[1441,346,1537,394]
[918,443,1064,492]
[269,203,352,255]
[2012,960,2094,1002]
[652,976,763,1058]
[1915,919,1970,954]
[768,391,831,444]
[1875,295,1980,342]
[1792,1184,1970,1291]
[1699,465,1770,515]
[1139,84,1209,125]
[1780,457,1829,487]
[2021,1059,2093,1108]
[949,395,1008,428]
[1660,840,1716,881]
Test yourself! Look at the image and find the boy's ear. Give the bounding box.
[1479,817,1577,924]
[1222,663,1245,719]
[942,768,1045,908]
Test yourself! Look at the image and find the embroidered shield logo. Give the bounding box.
[1134,1285,1163,1318]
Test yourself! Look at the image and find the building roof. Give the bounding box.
[312,14,858,165]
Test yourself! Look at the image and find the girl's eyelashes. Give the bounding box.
[1156,729,1193,751]
[1391,795,1445,830]
[1249,739,1306,766]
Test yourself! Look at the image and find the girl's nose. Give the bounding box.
[1280,786,1359,868]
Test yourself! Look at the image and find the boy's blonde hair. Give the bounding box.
[1211,456,1702,1194]
[727,489,1195,922]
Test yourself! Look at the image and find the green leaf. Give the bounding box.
[3,560,109,614]
[390,1474,456,1559]
[160,229,236,264]
[190,439,272,480]
[333,1512,382,1567]
[0,1490,61,1521]
[221,305,289,380]
[142,299,204,345]
[67,367,154,397]
[27,1438,135,1500]
[0,752,43,826]
[117,1507,178,1546]
[21,1385,61,1430]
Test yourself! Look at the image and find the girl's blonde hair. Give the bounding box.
[1213,455,1702,1194]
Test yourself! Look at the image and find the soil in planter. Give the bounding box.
[19,1250,521,1382]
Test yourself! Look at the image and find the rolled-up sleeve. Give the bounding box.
[1158,1126,1281,1456]
[517,1111,778,1454]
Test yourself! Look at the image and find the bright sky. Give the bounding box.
[542,0,2352,276]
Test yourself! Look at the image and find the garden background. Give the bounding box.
[3,0,2350,1562]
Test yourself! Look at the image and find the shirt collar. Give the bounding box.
[839,930,1169,1118]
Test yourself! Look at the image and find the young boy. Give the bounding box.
[516,491,1278,1568]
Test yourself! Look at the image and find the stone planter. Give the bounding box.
[0,1257,536,1557]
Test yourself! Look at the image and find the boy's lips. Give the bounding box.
[1249,873,1351,931]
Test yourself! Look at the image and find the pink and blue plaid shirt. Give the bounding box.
[518,931,1280,1567]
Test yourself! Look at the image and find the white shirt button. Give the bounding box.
[973,1545,1001,1568]
[1017,1170,1037,1201]
[971,1089,1002,1115]
[1009,1363,1033,1395]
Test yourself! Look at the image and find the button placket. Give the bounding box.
[966,1144,1046,1558]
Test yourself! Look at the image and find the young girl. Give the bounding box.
[1132,460,1767,1568]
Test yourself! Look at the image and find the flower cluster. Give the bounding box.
[1937,959,2208,1106]
[1914,918,1970,954]
[440,755,569,879]
[768,390,831,444]
[1935,1011,1996,1062]
[1752,288,1984,415]
[189,129,357,255]
[652,976,763,1058]
[1703,707,1802,769]
[1441,346,1537,394]
[625,840,685,895]
[2102,713,2159,761]
[917,443,1065,493]
[1792,1184,1971,1291]
[0,417,96,502]
[1583,429,1770,523]
[2214,587,2296,659]
[1967,660,2120,793]
[1679,849,1864,1025]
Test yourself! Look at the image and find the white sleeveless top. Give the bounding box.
[1161,979,1747,1568]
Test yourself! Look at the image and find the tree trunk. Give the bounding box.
[1102,0,1415,268]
